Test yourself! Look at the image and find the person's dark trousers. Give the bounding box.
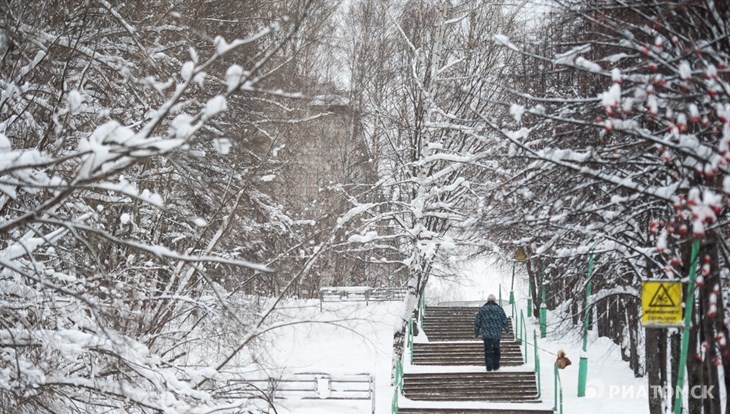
[482,337,501,371]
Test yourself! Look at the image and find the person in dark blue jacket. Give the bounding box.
[474,294,509,371]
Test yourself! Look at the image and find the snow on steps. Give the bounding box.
[398,408,553,414]
[399,306,548,414]
[402,371,539,401]
[412,341,524,366]
[421,306,515,342]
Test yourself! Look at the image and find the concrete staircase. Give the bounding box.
[421,306,515,342]
[399,305,550,414]
[403,371,540,401]
[415,306,523,367]
[412,342,524,366]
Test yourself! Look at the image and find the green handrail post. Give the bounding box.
[539,303,547,338]
[554,362,563,414]
[392,389,399,414]
[527,274,533,318]
[509,261,516,304]
[553,362,557,412]
[521,310,528,364]
[407,318,414,364]
[534,330,541,398]
[577,251,595,397]
[540,263,547,338]
[393,358,403,389]
[559,373,564,414]
[673,240,701,414]
[392,357,403,414]
[511,302,517,341]
[418,295,425,326]
[398,358,403,389]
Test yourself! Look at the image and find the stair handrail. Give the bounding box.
[554,361,563,414]
[418,295,426,326]
[392,356,403,414]
[515,329,543,400]
[520,310,528,364]
[534,330,541,398]
[406,317,414,364]
[511,301,517,341]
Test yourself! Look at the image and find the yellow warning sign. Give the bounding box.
[514,247,528,262]
[641,281,683,327]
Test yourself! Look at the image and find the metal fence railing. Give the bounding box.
[320,287,408,310]
[215,372,375,414]
[393,301,423,414]
[554,361,564,414]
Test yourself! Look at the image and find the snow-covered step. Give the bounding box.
[421,307,515,341]
[412,341,524,366]
[402,371,540,402]
[398,408,553,414]
[424,331,516,342]
[399,306,541,411]
[424,306,482,313]
[421,306,517,342]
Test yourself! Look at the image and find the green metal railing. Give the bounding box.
[418,295,426,326]
[407,317,414,364]
[520,310,528,364]
[393,314,417,414]
[534,330,541,398]
[674,239,700,414]
[511,301,517,340]
[392,357,403,413]
[513,308,542,401]
[554,361,564,414]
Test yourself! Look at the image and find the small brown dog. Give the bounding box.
[556,349,572,369]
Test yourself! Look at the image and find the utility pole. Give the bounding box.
[673,240,700,414]
[577,251,595,397]
[540,263,547,338]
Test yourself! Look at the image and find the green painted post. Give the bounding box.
[397,358,403,389]
[418,295,425,326]
[511,302,516,339]
[577,252,595,397]
[534,330,541,398]
[554,362,558,412]
[509,261,515,305]
[521,310,528,364]
[407,318,414,364]
[392,356,403,413]
[527,274,533,318]
[539,263,547,338]
[673,240,701,414]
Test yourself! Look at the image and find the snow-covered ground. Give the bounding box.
[254,257,648,413]
[255,300,404,413]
